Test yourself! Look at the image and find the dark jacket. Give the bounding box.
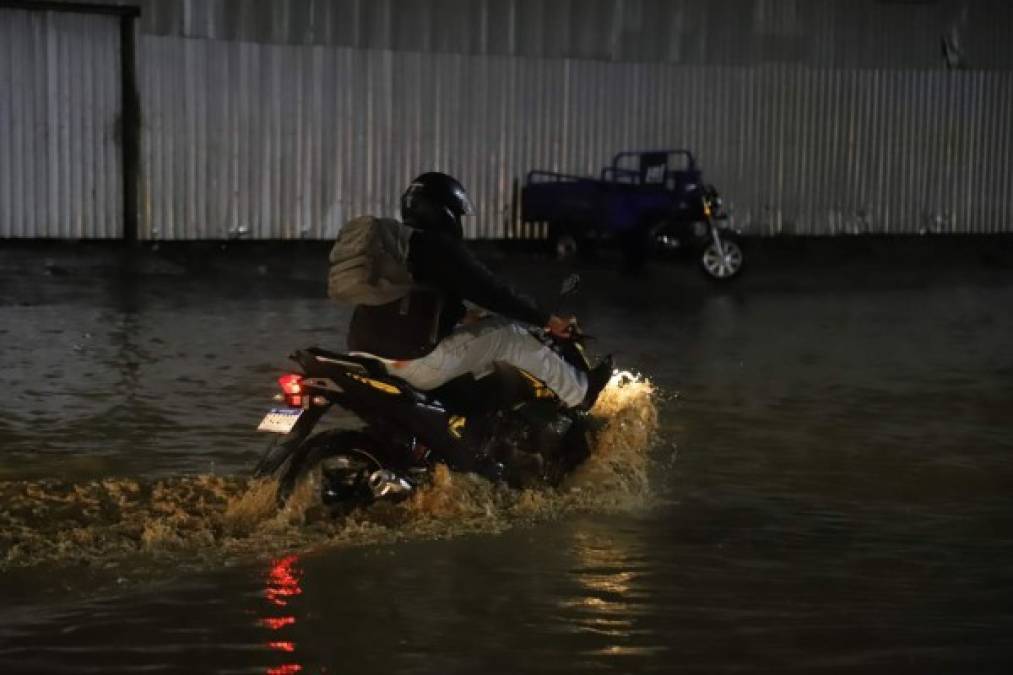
[347,230,549,359]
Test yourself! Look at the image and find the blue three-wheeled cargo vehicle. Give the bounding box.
[521,150,743,280]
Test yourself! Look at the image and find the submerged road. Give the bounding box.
[1,238,1011,673]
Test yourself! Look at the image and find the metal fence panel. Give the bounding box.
[0,9,122,239]
[139,35,1013,239]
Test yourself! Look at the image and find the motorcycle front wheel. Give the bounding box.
[700,236,744,280]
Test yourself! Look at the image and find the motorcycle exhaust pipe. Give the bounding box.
[367,469,413,501]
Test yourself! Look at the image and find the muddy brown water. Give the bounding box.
[1,243,1012,674]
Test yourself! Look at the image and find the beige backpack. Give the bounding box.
[327,216,416,306]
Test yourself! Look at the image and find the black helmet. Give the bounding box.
[400,172,474,239]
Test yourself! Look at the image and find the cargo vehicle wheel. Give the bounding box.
[700,237,744,280]
[548,222,580,260]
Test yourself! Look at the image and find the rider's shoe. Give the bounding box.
[581,355,613,410]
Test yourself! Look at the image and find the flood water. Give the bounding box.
[1,242,1012,673]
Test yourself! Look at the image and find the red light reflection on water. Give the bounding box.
[268,641,296,653]
[261,616,296,630]
[262,555,304,675]
[266,555,303,608]
[266,665,302,675]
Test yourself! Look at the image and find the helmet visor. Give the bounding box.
[451,185,475,216]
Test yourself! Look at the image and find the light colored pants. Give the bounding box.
[382,318,588,407]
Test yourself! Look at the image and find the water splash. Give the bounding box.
[0,372,658,572]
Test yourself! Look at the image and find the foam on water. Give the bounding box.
[0,372,658,572]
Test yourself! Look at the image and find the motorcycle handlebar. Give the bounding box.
[538,324,593,343]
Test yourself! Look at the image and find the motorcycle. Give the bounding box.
[253,276,605,510]
[652,184,744,280]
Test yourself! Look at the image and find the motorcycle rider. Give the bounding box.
[347,172,612,410]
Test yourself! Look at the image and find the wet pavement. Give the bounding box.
[1,238,1012,673]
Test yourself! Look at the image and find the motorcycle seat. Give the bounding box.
[301,347,387,378]
[298,347,499,414]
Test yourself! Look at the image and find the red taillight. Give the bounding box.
[278,374,303,395]
[278,374,304,407]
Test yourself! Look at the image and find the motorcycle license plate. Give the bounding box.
[257,407,303,434]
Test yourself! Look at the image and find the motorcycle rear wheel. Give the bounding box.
[277,430,388,507]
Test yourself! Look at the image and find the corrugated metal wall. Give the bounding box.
[140,35,1013,239]
[3,0,1012,239]
[124,0,1013,70]
[0,8,123,238]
